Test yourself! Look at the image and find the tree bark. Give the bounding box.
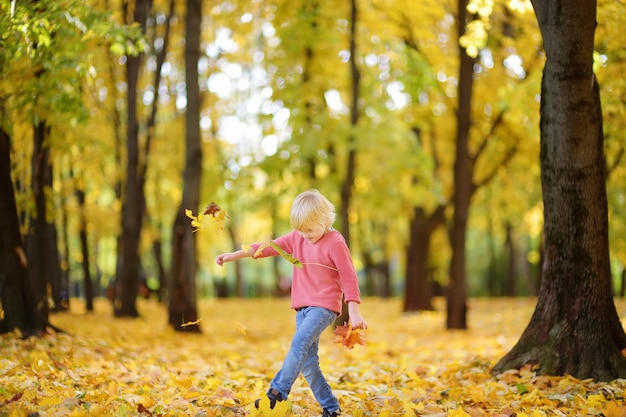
[168,0,202,333]
[446,0,476,329]
[76,186,94,312]
[26,121,65,312]
[116,0,152,317]
[0,128,45,336]
[492,0,626,381]
[403,205,445,311]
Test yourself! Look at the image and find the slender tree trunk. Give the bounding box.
[151,239,167,302]
[446,0,476,329]
[76,186,94,312]
[404,206,445,311]
[0,128,45,336]
[493,0,626,381]
[504,223,516,296]
[168,0,202,333]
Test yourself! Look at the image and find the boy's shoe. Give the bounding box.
[322,408,340,417]
[254,388,283,409]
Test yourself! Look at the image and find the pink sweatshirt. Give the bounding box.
[251,229,361,314]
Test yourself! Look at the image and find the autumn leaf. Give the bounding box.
[203,202,223,217]
[334,322,366,349]
[186,202,228,233]
[252,240,303,268]
[602,401,626,417]
[203,202,228,232]
[185,209,204,232]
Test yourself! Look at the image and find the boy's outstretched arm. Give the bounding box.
[216,247,254,266]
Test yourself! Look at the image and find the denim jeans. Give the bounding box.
[269,306,340,413]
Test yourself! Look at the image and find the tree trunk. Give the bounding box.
[151,239,167,302]
[0,128,45,336]
[492,0,626,381]
[116,0,151,318]
[446,0,476,329]
[403,206,445,311]
[76,187,94,312]
[504,223,516,296]
[335,0,360,328]
[168,0,202,333]
[27,121,65,312]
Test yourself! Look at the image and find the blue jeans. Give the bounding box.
[269,306,340,413]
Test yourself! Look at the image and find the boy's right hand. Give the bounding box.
[215,253,230,266]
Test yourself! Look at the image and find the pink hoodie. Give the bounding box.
[251,229,361,314]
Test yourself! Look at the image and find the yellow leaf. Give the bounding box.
[587,393,606,408]
[38,397,62,406]
[602,401,626,417]
[448,408,471,417]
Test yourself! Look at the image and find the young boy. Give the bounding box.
[215,189,367,417]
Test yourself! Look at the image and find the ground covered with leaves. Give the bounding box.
[2,297,626,417]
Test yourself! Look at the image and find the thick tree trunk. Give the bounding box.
[0,129,45,336]
[446,0,476,329]
[403,206,445,311]
[493,0,626,381]
[27,121,65,312]
[168,0,202,333]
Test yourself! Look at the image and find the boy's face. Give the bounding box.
[297,225,326,244]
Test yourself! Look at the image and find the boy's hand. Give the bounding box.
[350,314,368,330]
[215,253,233,266]
[347,301,368,330]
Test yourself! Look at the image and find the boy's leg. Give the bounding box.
[301,340,340,413]
[269,307,336,399]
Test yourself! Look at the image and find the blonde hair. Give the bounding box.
[290,189,336,231]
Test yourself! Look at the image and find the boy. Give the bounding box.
[216,189,367,416]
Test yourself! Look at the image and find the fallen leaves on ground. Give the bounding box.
[2,297,626,416]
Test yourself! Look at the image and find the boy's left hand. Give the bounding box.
[347,301,368,329]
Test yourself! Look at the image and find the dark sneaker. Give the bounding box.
[322,408,340,417]
[254,388,283,409]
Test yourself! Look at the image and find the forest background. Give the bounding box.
[1,0,625,329]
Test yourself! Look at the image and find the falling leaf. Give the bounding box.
[334,322,366,349]
[186,203,228,233]
[203,202,222,217]
[185,209,204,233]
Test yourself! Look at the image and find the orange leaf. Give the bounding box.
[334,322,366,349]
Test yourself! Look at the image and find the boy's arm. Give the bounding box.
[347,301,368,330]
[216,247,254,266]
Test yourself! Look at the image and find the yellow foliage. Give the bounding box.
[2,298,626,416]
